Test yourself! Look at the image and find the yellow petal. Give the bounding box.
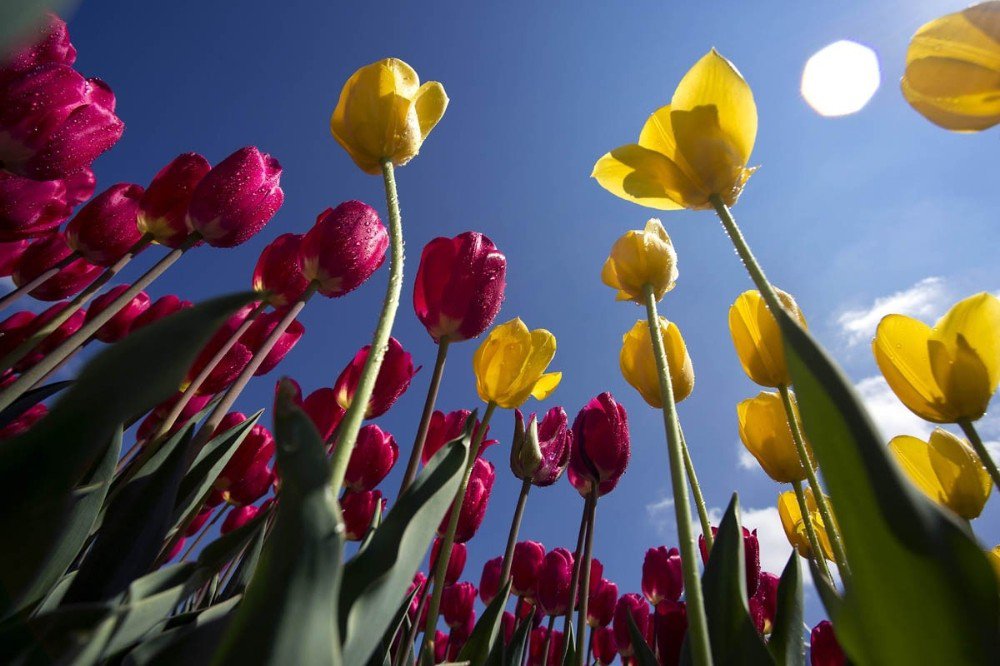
[777,491,811,556]
[737,391,809,483]
[890,434,949,506]
[413,80,449,140]
[935,293,1000,391]
[728,289,806,388]
[927,428,992,519]
[530,372,562,401]
[873,314,952,422]
[591,144,703,210]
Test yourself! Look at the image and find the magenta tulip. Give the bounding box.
[810,620,846,666]
[221,504,259,534]
[342,489,384,541]
[750,571,779,635]
[642,546,683,605]
[242,309,304,376]
[441,581,477,629]
[588,577,618,627]
[84,284,150,343]
[334,337,417,419]
[252,232,310,307]
[137,152,211,248]
[537,547,574,616]
[185,506,215,536]
[12,232,101,300]
[185,304,256,394]
[0,240,27,276]
[0,171,71,240]
[438,457,494,543]
[213,415,275,502]
[0,311,35,360]
[0,13,76,84]
[511,540,545,599]
[613,593,650,658]
[511,406,571,486]
[0,402,47,439]
[343,424,398,491]
[65,182,144,265]
[655,599,687,666]
[479,555,502,605]
[14,301,85,372]
[421,409,497,464]
[300,200,388,298]
[567,392,630,497]
[699,525,761,596]
[130,295,193,331]
[136,392,213,443]
[592,626,618,665]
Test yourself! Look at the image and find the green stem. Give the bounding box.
[575,488,597,666]
[398,337,450,495]
[329,159,406,493]
[586,625,594,666]
[642,282,713,666]
[779,385,850,579]
[680,427,713,552]
[541,614,556,666]
[499,478,532,587]
[959,420,1000,490]
[711,196,784,318]
[560,493,591,664]
[792,480,833,582]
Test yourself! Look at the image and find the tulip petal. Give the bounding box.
[935,293,1000,390]
[531,372,562,401]
[591,144,697,210]
[872,314,950,422]
[889,435,947,505]
[927,429,992,519]
[414,81,449,140]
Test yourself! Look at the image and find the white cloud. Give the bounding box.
[738,446,759,471]
[854,375,934,441]
[836,277,948,347]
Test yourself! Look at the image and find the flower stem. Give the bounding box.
[561,492,591,664]
[329,159,406,493]
[499,478,532,586]
[586,625,594,666]
[680,427,713,552]
[711,196,785,317]
[642,282,713,666]
[575,488,598,666]
[398,337,451,495]
[0,251,79,314]
[541,615,556,666]
[779,385,850,579]
[958,420,1000,489]
[180,505,225,561]
[419,401,496,659]
[792,479,834,582]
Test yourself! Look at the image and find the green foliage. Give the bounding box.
[457,579,512,664]
[625,609,658,666]
[767,553,805,665]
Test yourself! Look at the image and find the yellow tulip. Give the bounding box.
[330,58,449,174]
[889,428,992,520]
[873,293,1000,423]
[778,489,834,561]
[988,546,1000,583]
[620,317,694,408]
[473,318,562,409]
[601,219,678,303]
[901,1,1000,131]
[737,391,814,483]
[729,289,808,388]
[592,49,757,210]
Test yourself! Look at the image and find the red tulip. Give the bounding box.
[0,170,77,240]
[413,231,506,342]
[342,424,398,491]
[500,611,516,645]
[62,167,96,208]
[642,546,683,605]
[431,630,447,664]
[655,599,687,666]
[406,571,427,620]
[0,402,47,439]
[613,593,651,657]
[165,537,186,562]
[478,555,502,605]
[221,504,259,534]
[12,232,101,300]
[300,200,388,298]
[342,489,384,541]
[0,311,35,361]
[421,409,497,464]
[528,626,564,666]
[750,572,779,635]
[213,415,275,501]
[567,392,630,497]
[242,309,304,376]
[537,547,574,616]
[185,506,215,536]
[0,64,123,180]
[511,406,571,487]
[129,295,193,331]
[515,596,541,627]
[227,461,274,506]
[334,337,417,419]
[810,620,846,666]
[591,626,618,665]
[14,301,85,372]
[438,457,494,543]
[588,578,618,627]
[0,13,76,83]
[137,152,211,248]
[252,232,310,307]
[84,284,150,343]
[441,581,477,629]
[65,182,144,265]
[511,540,546,598]
[699,525,761,596]
[185,304,257,394]
[0,240,28,275]
[186,146,283,247]
[136,392,213,443]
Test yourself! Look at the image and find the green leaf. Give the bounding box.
[625,609,658,666]
[700,494,774,665]
[363,589,418,666]
[210,385,343,666]
[457,579,512,664]
[767,552,804,665]
[123,597,239,666]
[0,1,73,54]
[778,311,1000,663]
[808,559,843,620]
[560,620,575,666]
[338,416,472,665]
[499,607,534,666]
[217,515,269,602]
[0,380,70,429]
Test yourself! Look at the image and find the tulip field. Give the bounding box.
[0,2,998,665]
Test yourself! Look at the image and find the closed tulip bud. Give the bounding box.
[227,461,274,506]
[407,571,427,619]
[330,58,448,174]
[655,599,687,666]
[0,13,76,83]
[441,581,477,628]
[185,304,256,393]
[500,611,516,645]
[511,406,571,486]
[335,337,417,419]
[342,489,384,541]
[129,295,193,331]
[511,540,546,598]
[810,620,846,666]
[421,409,496,464]
[214,417,275,499]
[749,571,779,635]
[186,146,283,247]
[473,318,561,409]
[890,428,992,519]
[342,424,399,492]
[0,170,74,240]
[84,284,150,343]
[874,293,1000,423]
[479,556,502,605]
[515,596,541,627]
[65,183,144,265]
[15,301,85,372]
[300,387,345,442]
[0,64,123,180]
[430,538,467,588]
[729,289,807,388]
[13,232,101,301]
[989,546,1000,583]
[253,233,310,307]
[431,630,447,663]
[698,525,761,595]
[588,578,618,627]
[587,558,605,595]
[185,506,215,536]
[642,546,683,605]
[0,240,28,276]
[778,489,834,561]
[568,392,630,497]
[737,391,814,483]
[301,201,388,298]
[413,232,507,342]
[620,317,694,407]
[592,626,618,665]
[241,310,304,376]
[0,311,35,360]
[0,402,47,439]
[613,593,651,657]
[221,504,259,534]
[902,3,1000,131]
[537,547,574,615]
[137,152,212,247]
[438,457,495,543]
[601,219,678,303]
[165,537,186,562]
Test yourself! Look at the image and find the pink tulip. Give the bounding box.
[334,337,417,419]
[0,13,76,84]
[655,599,687,666]
[0,402,47,439]
[613,593,650,657]
[699,525,761,596]
[511,406,571,486]
[343,424,398,491]
[0,170,73,240]
[478,555,502,605]
[137,152,211,248]
[83,284,150,343]
[241,309,304,376]
[136,392,213,443]
[65,182,144,265]
[185,506,215,536]
[441,581,477,629]
[221,504,259,534]
[0,240,28,276]
[129,295,193,331]
[750,572,779,635]
[252,232,310,307]
[12,232,101,300]
[537,547,574,616]
[588,578,618,627]
[421,409,497,464]
[511,540,546,599]
[438,457,494,543]
[342,489,384,541]
[810,620,846,666]
[213,415,275,501]
[14,301,85,372]
[406,571,427,620]
[300,200,388,298]
[567,392,630,497]
[185,304,256,394]
[0,311,35,361]
[591,626,618,665]
[642,546,683,605]
[227,461,274,506]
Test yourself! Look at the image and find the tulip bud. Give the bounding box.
[620,316,694,408]
[14,301,85,372]
[227,461,274,506]
[334,337,418,418]
[431,630,447,663]
[421,409,496,464]
[810,620,846,666]
[299,386,345,442]
[130,295,193,331]
[655,599,687,666]
[529,626,564,666]
[137,152,212,247]
[568,392,630,497]
[185,506,215,536]
[479,556,502,605]
[737,391,814,483]
[84,284,150,343]
[500,611,516,645]
[0,170,74,240]
[185,304,256,394]
[221,504,259,534]
[241,310,304,376]
[406,571,427,620]
[473,318,561,409]
[186,146,283,247]
[441,581,477,629]
[698,525,761,596]
[778,490,834,561]
[588,578,618,627]
[537,547,574,615]
[438,457,495,543]
[729,289,807,388]
[0,402,47,439]
[0,13,76,83]
[13,232,101,301]
[0,311,35,361]
[0,240,27,276]
[601,219,678,303]
[137,392,212,443]
[613,593,650,657]
[413,232,507,342]
[165,537,186,562]
[511,406,571,487]
[65,183,144,265]
[342,489,384,541]
[511,540,545,599]
[515,596,541,627]
[749,571,779,635]
[253,233,310,307]
[300,201,388,298]
[592,626,618,665]
[641,546,683,605]
[330,58,448,174]
[342,424,398,492]
[214,417,275,501]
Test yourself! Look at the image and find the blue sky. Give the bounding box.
[45,0,1000,635]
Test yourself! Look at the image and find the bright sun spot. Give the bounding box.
[801,40,881,117]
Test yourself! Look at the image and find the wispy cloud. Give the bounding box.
[737,445,759,471]
[854,375,934,441]
[836,277,948,347]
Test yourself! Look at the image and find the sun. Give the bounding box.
[801,40,881,117]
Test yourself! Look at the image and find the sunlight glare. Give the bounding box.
[801,40,881,117]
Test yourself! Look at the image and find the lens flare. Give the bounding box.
[801,40,880,117]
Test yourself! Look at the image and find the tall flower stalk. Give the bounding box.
[398,337,450,493]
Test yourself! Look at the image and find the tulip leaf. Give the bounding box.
[457,579,512,664]
[499,607,534,666]
[700,494,774,665]
[808,559,843,620]
[218,516,269,602]
[338,417,472,665]
[767,552,804,665]
[122,597,239,666]
[778,311,1000,664]
[625,610,658,666]
[364,589,418,666]
[560,621,576,666]
[0,379,70,428]
[0,0,74,54]
[210,389,344,666]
